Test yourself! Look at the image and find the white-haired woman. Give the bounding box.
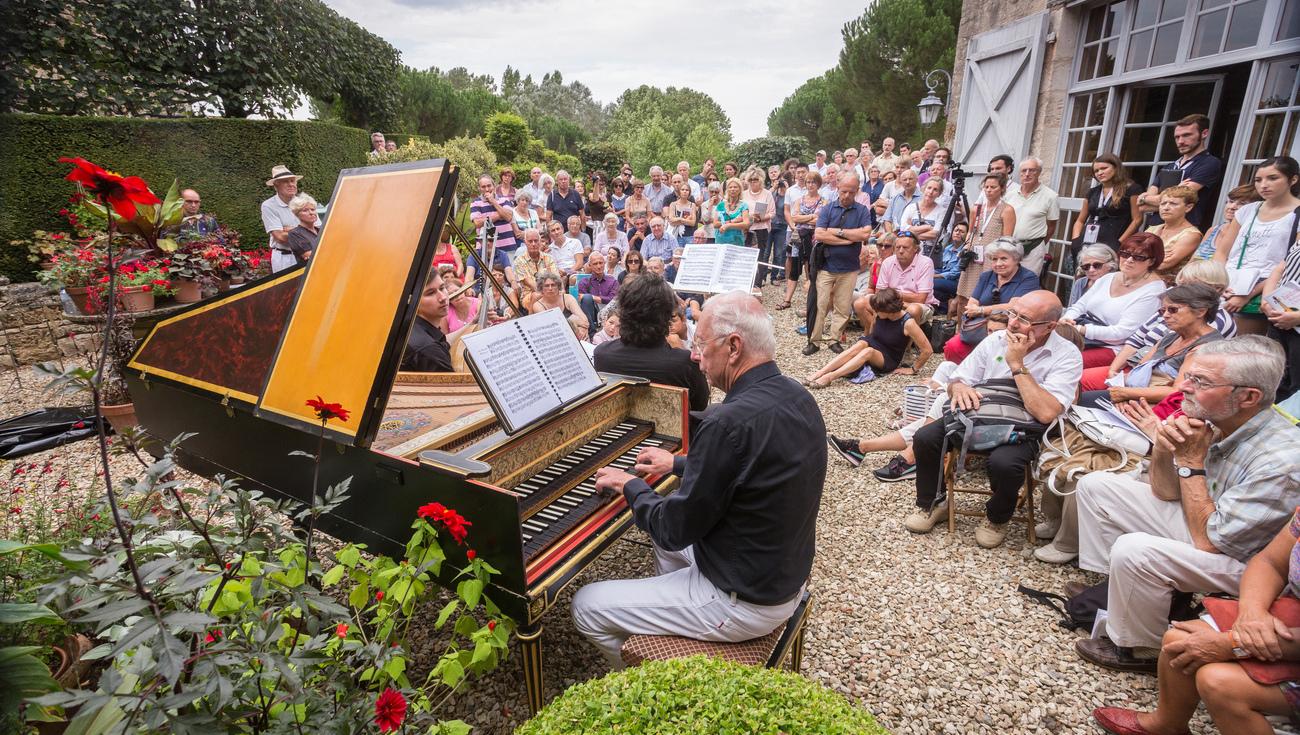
[942,238,1040,363]
[536,174,555,225]
[511,191,540,240]
[1069,244,1117,306]
[593,213,629,260]
[280,194,320,270]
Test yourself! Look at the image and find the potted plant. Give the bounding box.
[35,243,105,314]
[165,249,212,303]
[101,259,172,313]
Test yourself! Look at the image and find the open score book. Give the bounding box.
[460,308,604,433]
[671,244,759,294]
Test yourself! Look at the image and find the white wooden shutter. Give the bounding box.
[953,12,1050,168]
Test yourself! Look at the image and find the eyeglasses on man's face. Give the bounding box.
[1005,310,1053,327]
[1180,372,1239,392]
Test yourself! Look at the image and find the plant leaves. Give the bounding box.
[0,602,61,626]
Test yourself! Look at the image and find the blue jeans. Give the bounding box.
[769,225,788,278]
[747,229,773,285]
[579,294,600,327]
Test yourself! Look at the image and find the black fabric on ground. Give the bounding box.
[0,406,102,459]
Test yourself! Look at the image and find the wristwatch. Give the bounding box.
[837,228,846,238]
[1011,367,1030,377]
[1175,465,1207,478]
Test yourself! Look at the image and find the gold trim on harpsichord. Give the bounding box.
[126,269,306,404]
[628,384,690,443]
[480,390,634,490]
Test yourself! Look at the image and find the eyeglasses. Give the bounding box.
[1005,310,1054,327]
[1180,373,1240,391]
[1156,305,1184,316]
[1118,251,1152,262]
[1080,262,1107,271]
[689,334,729,356]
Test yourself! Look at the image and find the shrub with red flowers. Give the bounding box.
[107,259,174,297]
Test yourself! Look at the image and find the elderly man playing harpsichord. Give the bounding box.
[573,291,827,667]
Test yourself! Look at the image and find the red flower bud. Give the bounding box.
[466,549,477,560]
[487,620,496,631]
[336,623,348,638]
[375,591,384,601]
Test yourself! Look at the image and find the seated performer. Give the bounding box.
[573,291,827,668]
[400,269,457,372]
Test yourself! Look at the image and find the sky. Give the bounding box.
[321,0,866,142]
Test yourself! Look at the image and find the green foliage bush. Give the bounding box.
[0,113,368,282]
[577,141,627,180]
[516,656,887,735]
[367,136,498,205]
[484,112,532,163]
[731,136,813,172]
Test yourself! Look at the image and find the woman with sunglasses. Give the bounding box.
[618,250,644,285]
[1068,245,1116,306]
[609,177,629,229]
[623,178,651,230]
[1072,153,1142,253]
[1061,232,1167,368]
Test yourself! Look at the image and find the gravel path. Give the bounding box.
[1,288,1222,734]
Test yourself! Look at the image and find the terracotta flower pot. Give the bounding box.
[174,278,203,303]
[119,285,155,313]
[100,402,137,434]
[65,286,93,314]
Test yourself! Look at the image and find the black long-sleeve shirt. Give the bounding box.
[622,361,826,605]
[400,317,452,372]
[593,339,710,412]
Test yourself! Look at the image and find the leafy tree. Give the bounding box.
[577,141,628,180]
[767,72,851,152]
[484,112,532,163]
[531,114,588,155]
[500,67,609,138]
[680,124,731,172]
[731,136,813,171]
[605,86,732,152]
[627,122,682,179]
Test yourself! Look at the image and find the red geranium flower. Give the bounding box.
[305,396,350,423]
[58,157,160,220]
[374,687,407,733]
[416,502,472,544]
[487,620,496,631]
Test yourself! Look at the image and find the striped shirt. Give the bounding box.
[1204,408,1300,561]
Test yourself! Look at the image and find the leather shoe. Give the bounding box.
[829,341,844,354]
[1092,707,1189,735]
[1075,637,1157,674]
[1063,580,1089,599]
[801,343,820,356]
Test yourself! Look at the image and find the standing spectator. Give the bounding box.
[494,167,517,200]
[519,166,544,205]
[1004,157,1060,275]
[769,171,790,284]
[1061,232,1167,368]
[676,161,702,201]
[1139,114,1224,230]
[743,170,776,285]
[697,181,722,242]
[782,171,824,312]
[693,159,714,189]
[369,132,386,157]
[861,164,884,203]
[818,164,840,201]
[1147,185,1202,281]
[875,138,900,174]
[1216,156,1300,335]
[283,194,321,266]
[665,183,697,242]
[593,213,630,260]
[832,150,844,166]
[511,192,540,241]
[536,174,555,225]
[577,251,618,327]
[955,173,1017,312]
[1068,244,1117,306]
[549,171,586,231]
[586,174,610,238]
[262,165,303,273]
[881,169,921,233]
[609,177,629,228]
[1073,153,1143,254]
[810,150,829,175]
[641,217,678,262]
[805,177,872,355]
[722,161,739,181]
[566,215,592,252]
[714,178,750,246]
[844,148,864,183]
[385,141,396,152]
[623,179,652,228]
[470,174,518,268]
[1261,160,1300,398]
[643,166,674,214]
[1195,184,1260,260]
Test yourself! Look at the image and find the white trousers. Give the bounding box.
[571,544,801,668]
[1075,471,1245,648]
[270,249,297,273]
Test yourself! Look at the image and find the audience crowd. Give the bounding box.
[269,120,1300,733]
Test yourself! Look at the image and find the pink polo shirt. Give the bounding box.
[876,254,938,306]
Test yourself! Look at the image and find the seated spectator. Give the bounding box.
[444,276,480,332]
[626,214,651,253]
[284,194,321,266]
[906,291,1082,549]
[1061,232,1166,368]
[529,271,586,328]
[512,228,557,310]
[592,312,619,346]
[545,221,586,285]
[665,247,683,284]
[1193,183,1259,261]
[933,222,969,314]
[619,250,645,284]
[666,305,694,350]
[642,217,678,262]
[482,263,514,318]
[431,236,463,279]
[577,252,618,329]
[1080,281,1229,393]
[1092,509,1300,734]
[853,232,938,332]
[1068,245,1117,306]
[1073,336,1300,673]
[566,214,593,252]
[806,288,932,388]
[942,238,1040,363]
[1148,185,1202,281]
[593,213,629,260]
[593,274,709,412]
[645,256,666,278]
[606,245,625,279]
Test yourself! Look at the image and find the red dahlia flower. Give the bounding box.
[373,687,407,733]
[306,396,350,422]
[58,157,160,220]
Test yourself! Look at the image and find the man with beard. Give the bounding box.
[1072,336,1300,673]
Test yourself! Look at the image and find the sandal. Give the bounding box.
[775,301,792,310]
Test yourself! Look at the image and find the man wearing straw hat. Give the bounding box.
[262,165,304,273]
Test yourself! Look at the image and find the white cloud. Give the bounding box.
[322,0,863,142]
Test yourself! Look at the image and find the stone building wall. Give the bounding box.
[0,278,99,368]
[948,0,1082,178]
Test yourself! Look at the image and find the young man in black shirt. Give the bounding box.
[573,291,827,667]
[401,269,454,372]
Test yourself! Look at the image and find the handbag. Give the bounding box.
[1035,408,1148,498]
[1203,596,1300,685]
[958,314,990,345]
[927,318,956,352]
[1072,312,1112,349]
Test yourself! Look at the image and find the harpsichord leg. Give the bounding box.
[518,623,545,715]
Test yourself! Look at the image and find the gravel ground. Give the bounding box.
[0,288,1224,734]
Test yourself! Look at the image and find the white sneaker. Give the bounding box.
[904,502,948,534]
[1034,519,1060,540]
[1033,541,1078,564]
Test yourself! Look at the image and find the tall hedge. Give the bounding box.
[0,113,369,281]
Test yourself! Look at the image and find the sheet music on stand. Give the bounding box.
[671,244,759,295]
[460,309,603,434]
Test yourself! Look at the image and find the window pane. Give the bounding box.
[1160,0,1187,22]
[1099,39,1118,77]
[1191,9,1229,56]
[1246,113,1284,159]
[1122,124,1163,162]
[1130,85,1171,123]
[1127,29,1154,71]
[1133,0,1159,27]
[1170,82,1219,119]
[1129,164,1156,188]
[1280,0,1300,39]
[1065,132,1084,165]
[1082,129,1102,161]
[1285,114,1299,157]
[1088,92,1109,126]
[1079,44,1100,82]
[1085,4,1107,42]
[1225,0,1265,51]
[1106,3,1123,35]
[1152,23,1181,66]
[1199,0,1228,9]
[1259,63,1299,109]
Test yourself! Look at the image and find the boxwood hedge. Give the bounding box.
[0,113,372,281]
[515,655,888,735]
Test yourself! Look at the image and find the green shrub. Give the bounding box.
[515,656,887,735]
[484,112,532,163]
[0,113,368,281]
[731,135,812,172]
[434,136,498,204]
[577,141,626,181]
